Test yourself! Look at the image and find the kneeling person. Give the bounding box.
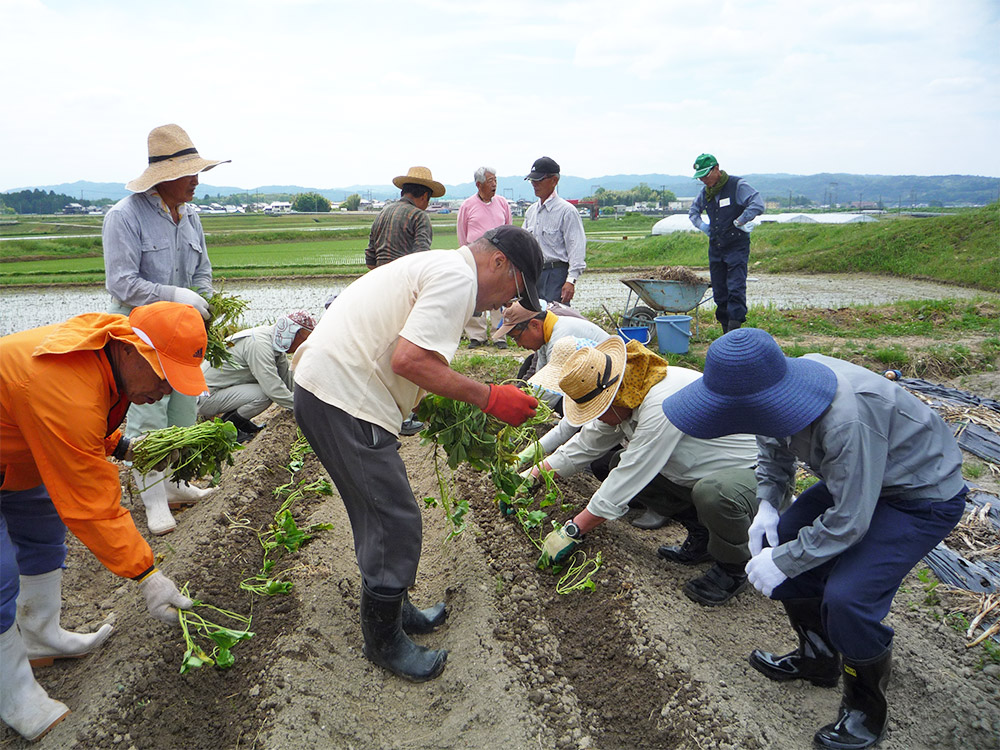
[198,311,316,440]
[527,337,760,605]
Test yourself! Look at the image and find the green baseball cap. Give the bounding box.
[692,153,718,178]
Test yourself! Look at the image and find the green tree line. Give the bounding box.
[583,183,677,208]
[1,189,101,214]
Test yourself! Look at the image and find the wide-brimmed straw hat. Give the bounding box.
[126,124,230,193]
[532,337,627,426]
[529,335,600,393]
[392,166,446,198]
[661,328,838,439]
[128,302,208,396]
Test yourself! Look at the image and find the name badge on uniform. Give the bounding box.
[719,197,731,207]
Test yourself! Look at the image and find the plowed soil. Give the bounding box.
[4,408,998,750]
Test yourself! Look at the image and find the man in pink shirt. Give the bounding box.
[457,166,512,348]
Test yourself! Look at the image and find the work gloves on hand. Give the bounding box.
[140,571,193,625]
[170,287,211,320]
[748,502,780,557]
[745,547,787,597]
[733,220,753,234]
[515,443,542,469]
[538,525,580,568]
[484,384,538,426]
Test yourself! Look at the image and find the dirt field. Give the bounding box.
[3,400,998,750]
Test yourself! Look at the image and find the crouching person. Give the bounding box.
[198,310,316,441]
[661,328,967,749]
[292,226,542,682]
[0,302,205,741]
[527,337,760,605]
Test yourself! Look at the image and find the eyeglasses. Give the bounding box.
[511,265,526,305]
[510,322,530,339]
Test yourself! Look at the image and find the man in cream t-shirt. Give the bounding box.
[292,226,542,684]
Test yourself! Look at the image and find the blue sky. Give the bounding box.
[2,0,998,191]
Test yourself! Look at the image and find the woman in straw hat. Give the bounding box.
[103,123,230,535]
[661,328,968,749]
[524,337,761,606]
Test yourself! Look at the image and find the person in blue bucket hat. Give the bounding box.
[661,328,968,750]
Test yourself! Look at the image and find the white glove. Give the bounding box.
[745,547,787,597]
[734,219,753,234]
[748,502,780,557]
[140,571,193,625]
[170,287,211,320]
[515,443,542,469]
[699,222,710,236]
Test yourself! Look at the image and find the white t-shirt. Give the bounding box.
[293,247,478,433]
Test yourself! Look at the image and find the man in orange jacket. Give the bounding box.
[0,301,207,742]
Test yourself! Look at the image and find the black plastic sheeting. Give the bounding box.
[958,424,1000,464]
[900,378,1000,414]
[923,490,999,595]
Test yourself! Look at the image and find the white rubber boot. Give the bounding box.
[165,479,216,508]
[0,626,70,741]
[132,469,176,535]
[16,569,115,667]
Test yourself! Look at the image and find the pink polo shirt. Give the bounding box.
[456,193,512,246]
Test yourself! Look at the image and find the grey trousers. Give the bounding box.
[293,385,422,591]
[197,384,272,420]
[635,467,759,564]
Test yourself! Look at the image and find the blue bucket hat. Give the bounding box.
[661,328,838,439]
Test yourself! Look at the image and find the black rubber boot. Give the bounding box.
[657,508,711,565]
[401,592,447,635]
[683,561,748,606]
[749,597,841,687]
[222,411,262,443]
[360,583,447,682]
[814,646,892,749]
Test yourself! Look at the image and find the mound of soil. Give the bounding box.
[5,409,998,749]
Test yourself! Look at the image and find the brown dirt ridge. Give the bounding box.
[3,408,998,750]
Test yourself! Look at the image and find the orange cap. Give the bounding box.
[128,302,208,396]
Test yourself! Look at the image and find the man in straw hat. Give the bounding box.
[365,165,446,435]
[103,123,230,534]
[197,310,317,442]
[524,337,761,606]
[661,328,967,749]
[293,225,542,683]
[0,302,208,741]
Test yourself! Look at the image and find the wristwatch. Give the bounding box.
[563,521,582,540]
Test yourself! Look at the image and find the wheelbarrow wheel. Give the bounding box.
[622,306,656,329]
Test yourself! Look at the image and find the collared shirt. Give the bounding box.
[456,193,511,246]
[102,189,213,308]
[365,196,433,267]
[758,354,966,579]
[294,248,478,434]
[523,189,587,283]
[202,325,295,410]
[546,368,758,520]
[688,177,765,234]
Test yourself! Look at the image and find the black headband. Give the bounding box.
[574,354,620,404]
[148,147,198,165]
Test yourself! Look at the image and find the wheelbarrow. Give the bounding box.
[618,278,712,339]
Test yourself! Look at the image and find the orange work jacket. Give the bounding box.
[1,313,157,579]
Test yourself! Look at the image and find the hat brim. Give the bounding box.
[561,337,628,427]
[156,353,208,396]
[693,167,714,178]
[662,357,837,439]
[126,155,230,193]
[392,176,446,198]
[525,171,556,181]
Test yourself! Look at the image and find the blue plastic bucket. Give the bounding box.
[654,315,692,354]
[618,326,650,345]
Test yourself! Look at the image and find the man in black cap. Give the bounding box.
[524,157,587,306]
[292,226,542,684]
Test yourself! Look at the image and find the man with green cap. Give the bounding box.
[688,154,764,332]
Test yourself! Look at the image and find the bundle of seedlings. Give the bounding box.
[201,289,249,368]
[132,419,242,483]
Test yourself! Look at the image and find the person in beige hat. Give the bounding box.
[102,123,230,533]
[364,166,446,434]
[525,337,762,607]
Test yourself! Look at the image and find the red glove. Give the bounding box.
[484,384,538,426]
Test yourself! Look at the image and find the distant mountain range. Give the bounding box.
[6,173,999,206]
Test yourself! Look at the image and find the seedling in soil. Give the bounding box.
[177,584,254,674]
